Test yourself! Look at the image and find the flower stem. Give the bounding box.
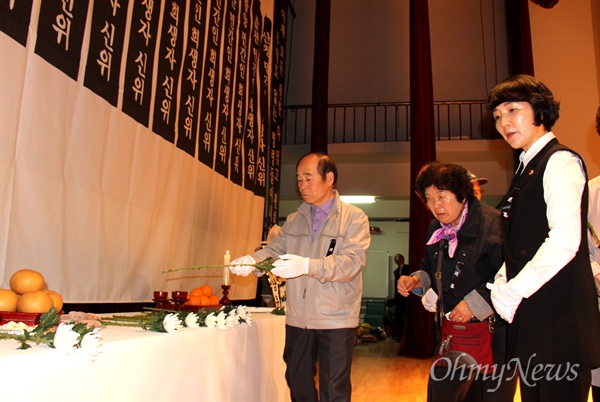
[162,257,276,274]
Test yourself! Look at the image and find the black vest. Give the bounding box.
[499,138,600,369]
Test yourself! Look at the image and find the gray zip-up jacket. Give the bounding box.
[252,191,371,329]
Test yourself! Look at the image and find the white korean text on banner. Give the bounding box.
[0,0,287,303]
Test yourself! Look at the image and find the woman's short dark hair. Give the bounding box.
[415,162,473,204]
[487,74,560,132]
[297,152,338,185]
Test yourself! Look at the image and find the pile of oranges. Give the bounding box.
[185,284,220,306]
[0,269,63,313]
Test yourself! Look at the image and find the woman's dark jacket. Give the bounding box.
[416,196,502,316]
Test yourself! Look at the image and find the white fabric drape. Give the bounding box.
[0,2,276,302]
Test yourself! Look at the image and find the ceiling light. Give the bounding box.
[339,195,376,204]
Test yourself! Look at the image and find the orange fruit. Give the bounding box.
[199,295,210,306]
[199,284,212,297]
[209,295,220,305]
[45,290,63,312]
[190,288,203,297]
[17,290,54,313]
[185,295,202,306]
[0,289,19,312]
[10,269,46,295]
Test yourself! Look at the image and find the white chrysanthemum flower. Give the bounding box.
[53,323,80,354]
[225,314,239,328]
[243,314,253,326]
[236,305,249,320]
[184,312,200,328]
[80,329,103,361]
[205,312,217,328]
[163,313,183,333]
[215,311,227,331]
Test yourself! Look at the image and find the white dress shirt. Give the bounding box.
[497,132,586,298]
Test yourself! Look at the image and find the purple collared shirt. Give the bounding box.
[311,195,335,240]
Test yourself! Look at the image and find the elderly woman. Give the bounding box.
[398,162,515,401]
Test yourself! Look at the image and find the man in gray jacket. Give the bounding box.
[230,152,371,402]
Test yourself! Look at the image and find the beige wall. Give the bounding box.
[529,0,600,178]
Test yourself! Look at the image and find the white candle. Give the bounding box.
[223,250,231,285]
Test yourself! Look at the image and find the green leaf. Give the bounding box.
[71,322,93,336]
[31,307,59,335]
[142,310,168,332]
[41,332,55,347]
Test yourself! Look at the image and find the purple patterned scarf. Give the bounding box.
[426,200,469,258]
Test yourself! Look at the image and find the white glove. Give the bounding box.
[421,288,438,313]
[486,276,523,323]
[271,254,309,278]
[229,255,256,276]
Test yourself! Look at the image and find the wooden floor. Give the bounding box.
[350,337,593,402]
[351,337,432,402]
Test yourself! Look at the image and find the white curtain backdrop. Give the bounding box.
[0,0,282,302]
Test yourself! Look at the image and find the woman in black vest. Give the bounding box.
[487,75,600,402]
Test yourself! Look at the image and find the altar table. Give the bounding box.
[0,312,290,402]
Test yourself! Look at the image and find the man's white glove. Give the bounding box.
[486,276,523,323]
[421,288,438,313]
[229,255,256,276]
[271,254,309,278]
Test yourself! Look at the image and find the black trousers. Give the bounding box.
[283,325,356,402]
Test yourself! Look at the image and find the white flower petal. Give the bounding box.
[53,323,80,354]
[216,311,227,331]
[205,313,217,328]
[184,313,200,328]
[236,305,248,320]
[163,313,184,333]
[80,330,103,361]
[225,315,238,328]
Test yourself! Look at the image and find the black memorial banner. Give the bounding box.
[122,0,161,127]
[176,0,208,158]
[243,0,262,194]
[2,1,284,192]
[255,16,271,198]
[229,0,253,187]
[84,0,129,107]
[265,0,287,236]
[0,0,33,47]
[35,0,88,81]
[213,0,239,178]
[197,0,225,167]
[152,0,187,143]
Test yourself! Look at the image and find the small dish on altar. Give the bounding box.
[171,291,188,299]
[0,311,44,326]
[153,291,168,299]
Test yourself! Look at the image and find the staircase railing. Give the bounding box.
[283,100,499,145]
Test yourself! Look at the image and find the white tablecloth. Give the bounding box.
[0,313,290,402]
